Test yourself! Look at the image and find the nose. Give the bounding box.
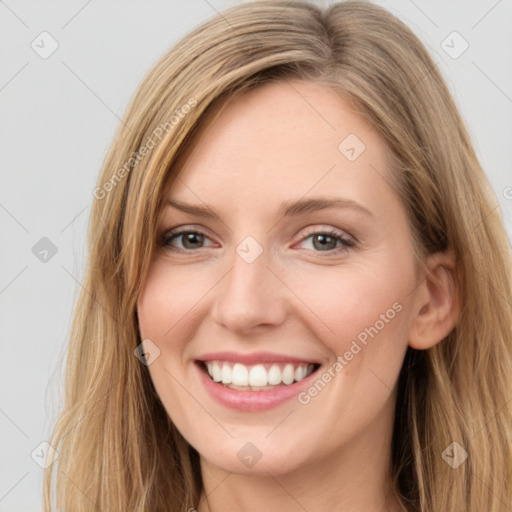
[210,244,287,336]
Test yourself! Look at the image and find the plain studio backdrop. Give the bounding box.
[1,1,511,510]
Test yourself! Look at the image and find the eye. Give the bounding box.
[295,228,356,255]
[161,228,215,252]
[160,226,356,255]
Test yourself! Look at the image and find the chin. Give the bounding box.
[197,438,311,477]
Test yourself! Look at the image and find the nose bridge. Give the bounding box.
[211,235,285,333]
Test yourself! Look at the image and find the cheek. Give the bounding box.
[137,261,207,342]
[288,258,413,358]
[286,262,413,442]
[136,263,204,433]
[285,260,415,418]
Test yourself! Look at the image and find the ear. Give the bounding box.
[408,250,459,350]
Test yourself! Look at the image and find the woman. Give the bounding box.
[44,1,512,511]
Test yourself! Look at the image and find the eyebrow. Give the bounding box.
[166,197,373,220]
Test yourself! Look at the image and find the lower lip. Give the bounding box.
[195,362,319,412]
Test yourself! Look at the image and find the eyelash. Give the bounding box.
[160,226,356,256]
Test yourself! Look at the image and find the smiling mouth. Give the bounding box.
[197,360,321,391]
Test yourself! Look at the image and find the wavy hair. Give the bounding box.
[44,1,512,510]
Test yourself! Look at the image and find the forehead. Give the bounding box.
[168,80,398,219]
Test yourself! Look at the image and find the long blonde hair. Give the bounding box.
[44,1,512,510]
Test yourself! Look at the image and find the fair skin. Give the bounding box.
[137,80,458,512]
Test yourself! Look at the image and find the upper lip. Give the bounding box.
[196,351,320,366]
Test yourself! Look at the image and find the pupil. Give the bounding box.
[184,232,203,249]
[314,234,335,251]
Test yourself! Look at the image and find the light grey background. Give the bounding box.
[1,1,511,510]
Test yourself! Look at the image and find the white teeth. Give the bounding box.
[282,364,295,385]
[267,364,282,385]
[203,360,316,389]
[221,364,232,384]
[212,362,222,382]
[232,363,249,386]
[249,364,267,386]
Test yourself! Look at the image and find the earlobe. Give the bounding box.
[408,251,459,350]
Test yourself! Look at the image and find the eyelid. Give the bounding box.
[164,224,213,237]
[296,224,356,244]
[162,223,355,241]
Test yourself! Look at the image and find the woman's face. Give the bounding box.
[137,80,423,476]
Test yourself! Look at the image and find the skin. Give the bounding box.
[137,79,458,512]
